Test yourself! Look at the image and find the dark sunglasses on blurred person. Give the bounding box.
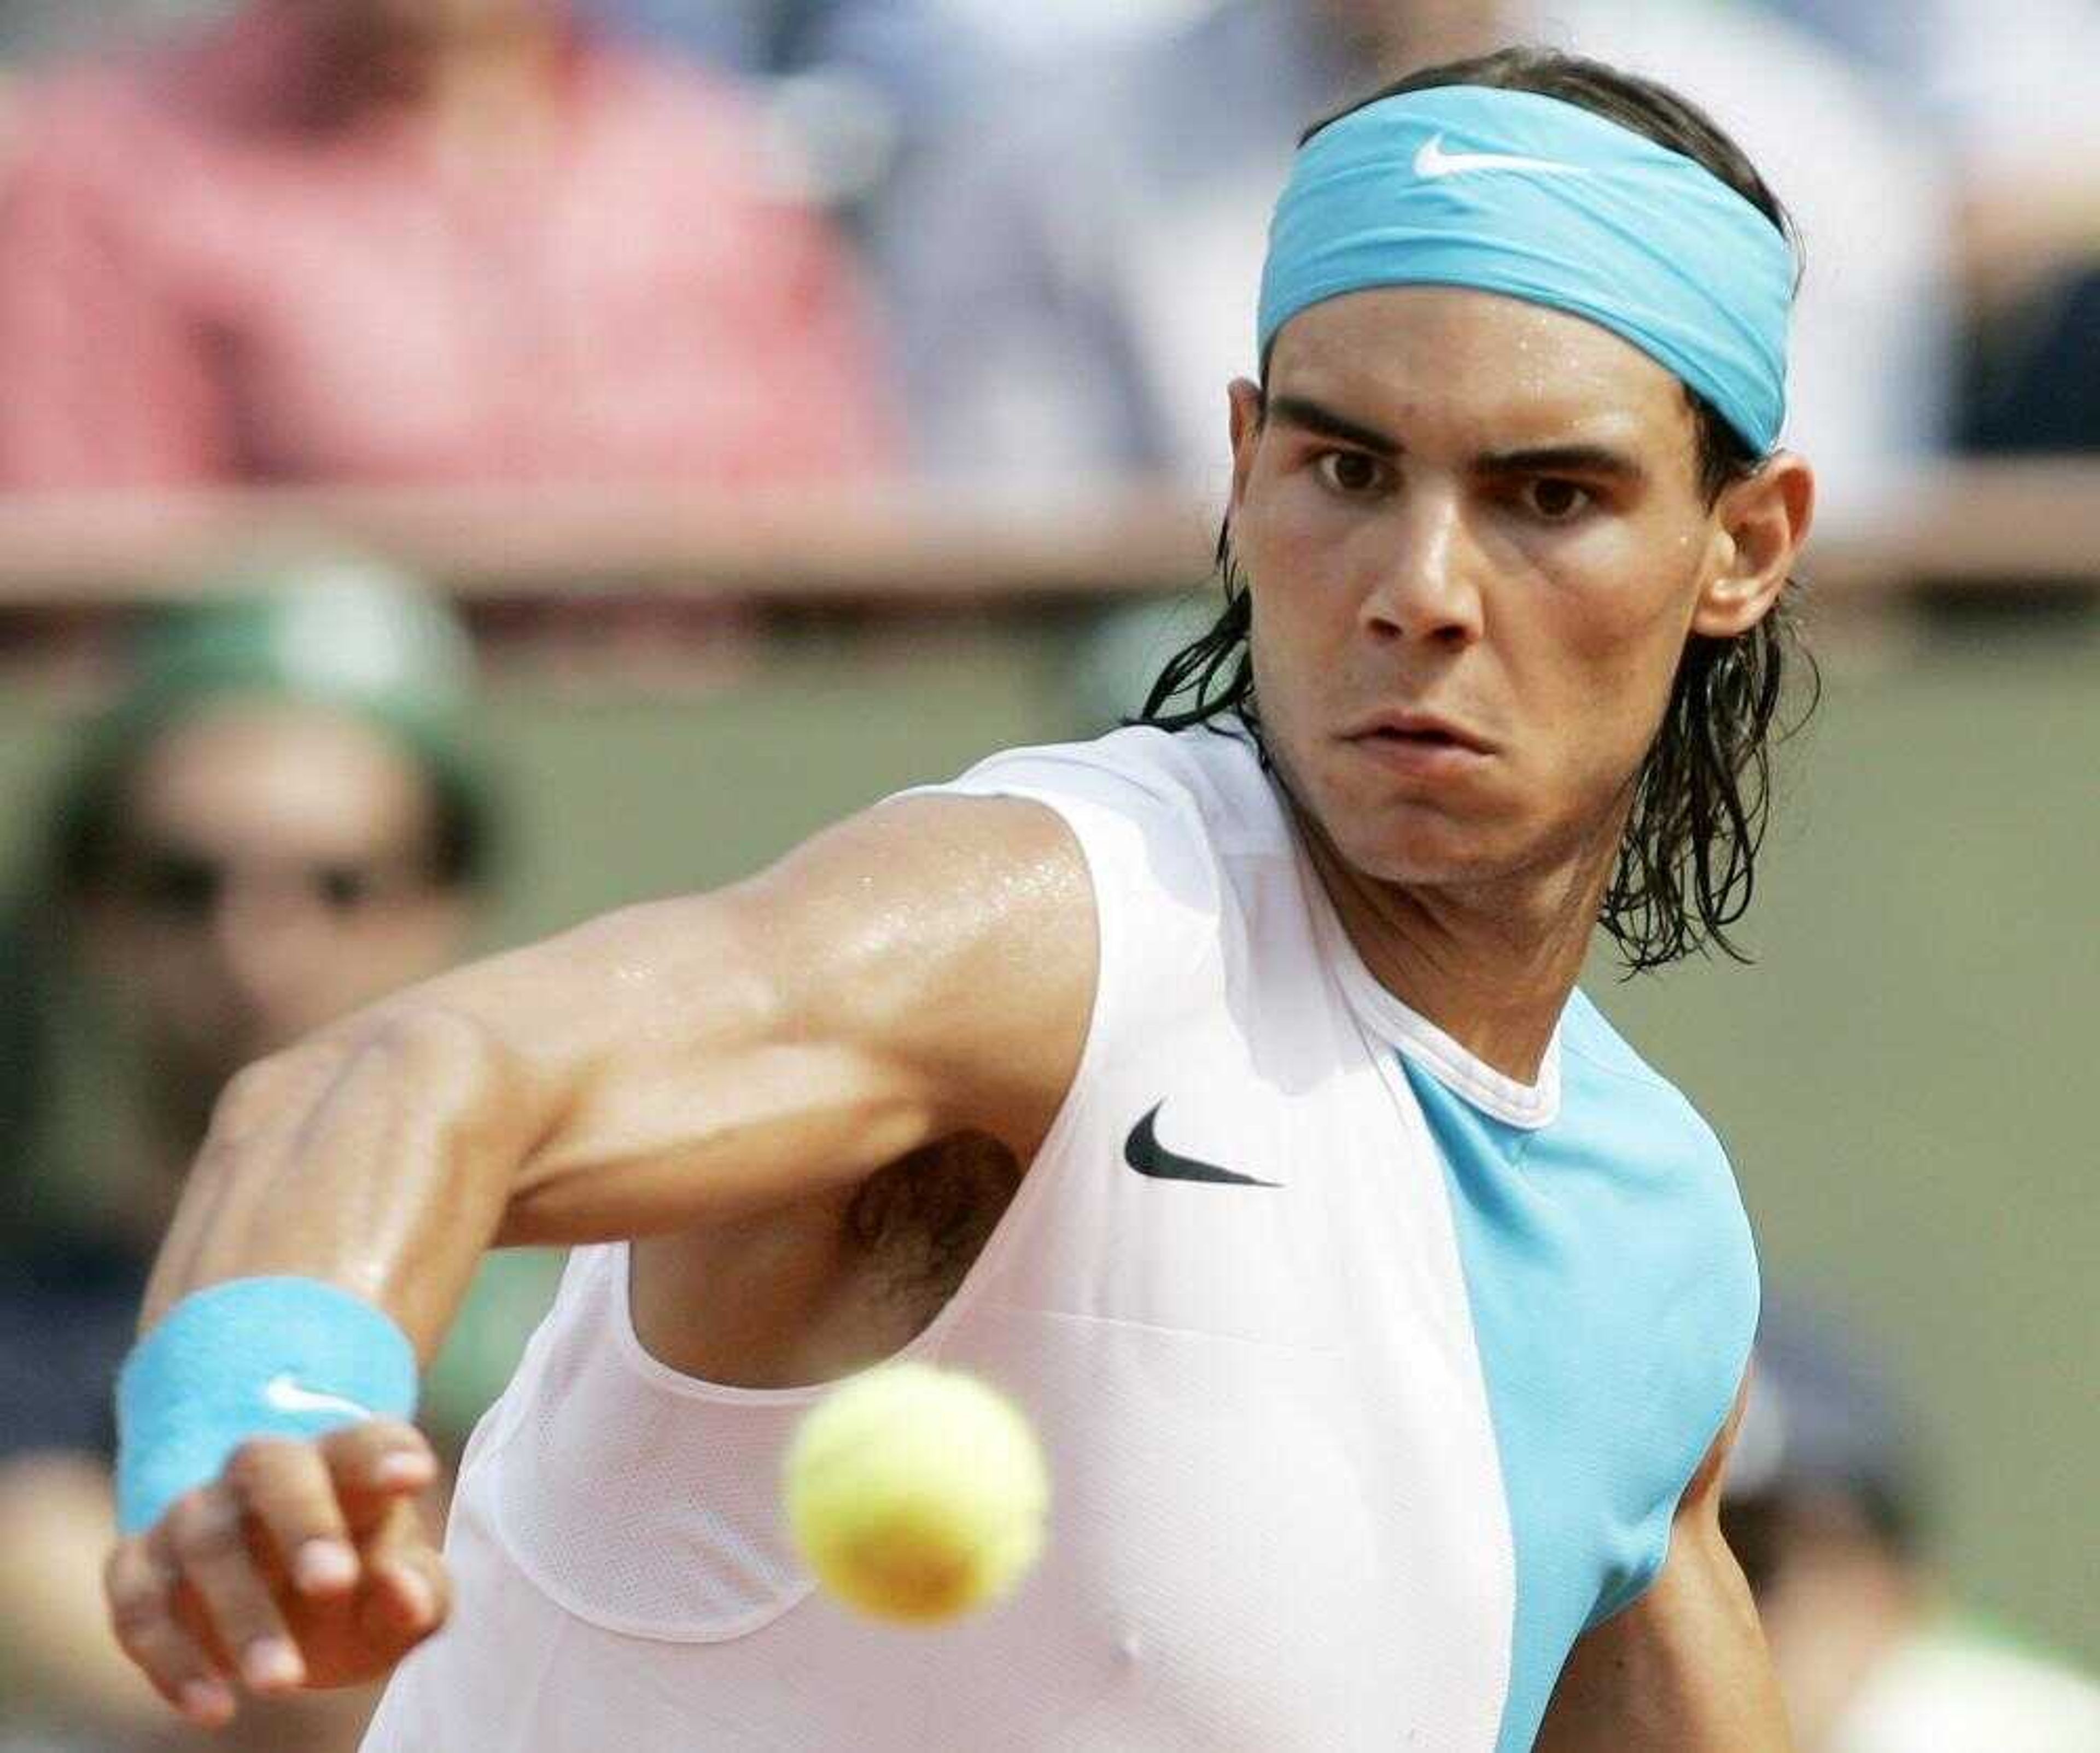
[110,841,439,922]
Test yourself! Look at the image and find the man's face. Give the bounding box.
[1228,285,1796,895]
[84,700,475,1092]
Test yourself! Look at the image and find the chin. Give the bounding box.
[1272,732,1553,884]
[1301,768,1490,868]
[1343,826,1530,890]
[1302,785,1499,883]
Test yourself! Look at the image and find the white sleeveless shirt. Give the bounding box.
[363,726,1757,1752]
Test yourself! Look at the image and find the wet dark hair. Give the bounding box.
[1140,45,1818,973]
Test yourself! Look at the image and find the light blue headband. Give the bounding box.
[1257,85,1794,454]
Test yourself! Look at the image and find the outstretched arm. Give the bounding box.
[144,793,1093,1343]
[109,793,1096,1724]
[1536,1380,1792,1751]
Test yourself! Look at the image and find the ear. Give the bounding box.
[1691,452,1815,639]
[1226,377,1265,516]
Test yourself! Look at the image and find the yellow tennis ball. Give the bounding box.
[784,1362,1049,1625]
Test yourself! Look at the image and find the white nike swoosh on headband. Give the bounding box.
[1413,134,1584,180]
[262,1374,376,1421]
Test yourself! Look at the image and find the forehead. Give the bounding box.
[1265,285,1696,457]
[125,698,434,849]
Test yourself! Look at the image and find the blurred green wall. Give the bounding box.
[2,615,2092,1662]
[1591,626,2099,1664]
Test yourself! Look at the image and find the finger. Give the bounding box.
[353,1497,452,1652]
[106,1533,238,1728]
[164,1485,306,1695]
[225,1436,359,1600]
[319,1420,438,1526]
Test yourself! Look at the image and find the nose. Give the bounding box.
[1357,482,1485,650]
[206,885,341,1042]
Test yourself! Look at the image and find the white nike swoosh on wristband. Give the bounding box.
[1414,134,1583,180]
[262,1374,376,1421]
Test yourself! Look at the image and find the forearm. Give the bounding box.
[142,1003,540,1358]
[138,892,794,1352]
[1537,1520,1791,1751]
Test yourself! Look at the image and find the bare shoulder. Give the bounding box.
[735,791,1100,1149]
[739,790,1094,975]
[470,790,1101,1174]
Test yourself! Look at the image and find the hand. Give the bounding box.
[103,1420,450,1729]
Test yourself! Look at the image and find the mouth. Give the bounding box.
[1344,712,1495,757]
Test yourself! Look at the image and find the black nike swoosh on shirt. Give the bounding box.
[1123,1103,1282,1188]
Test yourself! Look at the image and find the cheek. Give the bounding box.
[1245,579,1347,758]
[1238,534,1311,691]
[101,922,211,991]
[341,907,466,991]
[1526,527,1702,692]
[1502,558,1704,792]
[1238,504,1370,673]
[125,944,237,1041]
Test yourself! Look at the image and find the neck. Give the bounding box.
[1294,797,1620,1086]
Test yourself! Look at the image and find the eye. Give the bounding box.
[1517,477,1594,522]
[133,851,222,922]
[314,864,377,913]
[1313,449,1389,497]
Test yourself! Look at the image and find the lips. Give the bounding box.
[1342,710,1495,756]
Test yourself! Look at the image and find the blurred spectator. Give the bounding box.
[1918,1,2100,314]
[1699,0,2100,459]
[595,0,1207,109]
[0,3,220,66]
[1724,1301,2100,1752]
[0,561,552,1750]
[1734,0,1920,83]
[1748,0,2100,294]
[591,0,1212,210]
[1598,0,2100,457]
[1920,1,2100,458]
[1534,0,1956,527]
[880,0,1955,532]
[876,0,1381,508]
[584,0,976,219]
[0,0,891,491]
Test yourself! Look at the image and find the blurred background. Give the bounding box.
[0,2,2091,1749]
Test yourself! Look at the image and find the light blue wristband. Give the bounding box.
[115,1277,419,1535]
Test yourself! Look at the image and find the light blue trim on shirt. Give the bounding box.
[1401,991,1758,1751]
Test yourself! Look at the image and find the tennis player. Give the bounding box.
[104,46,1814,1751]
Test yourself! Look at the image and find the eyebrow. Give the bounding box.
[1265,394,1401,457]
[1476,443,1646,482]
[1267,393,1647,483]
